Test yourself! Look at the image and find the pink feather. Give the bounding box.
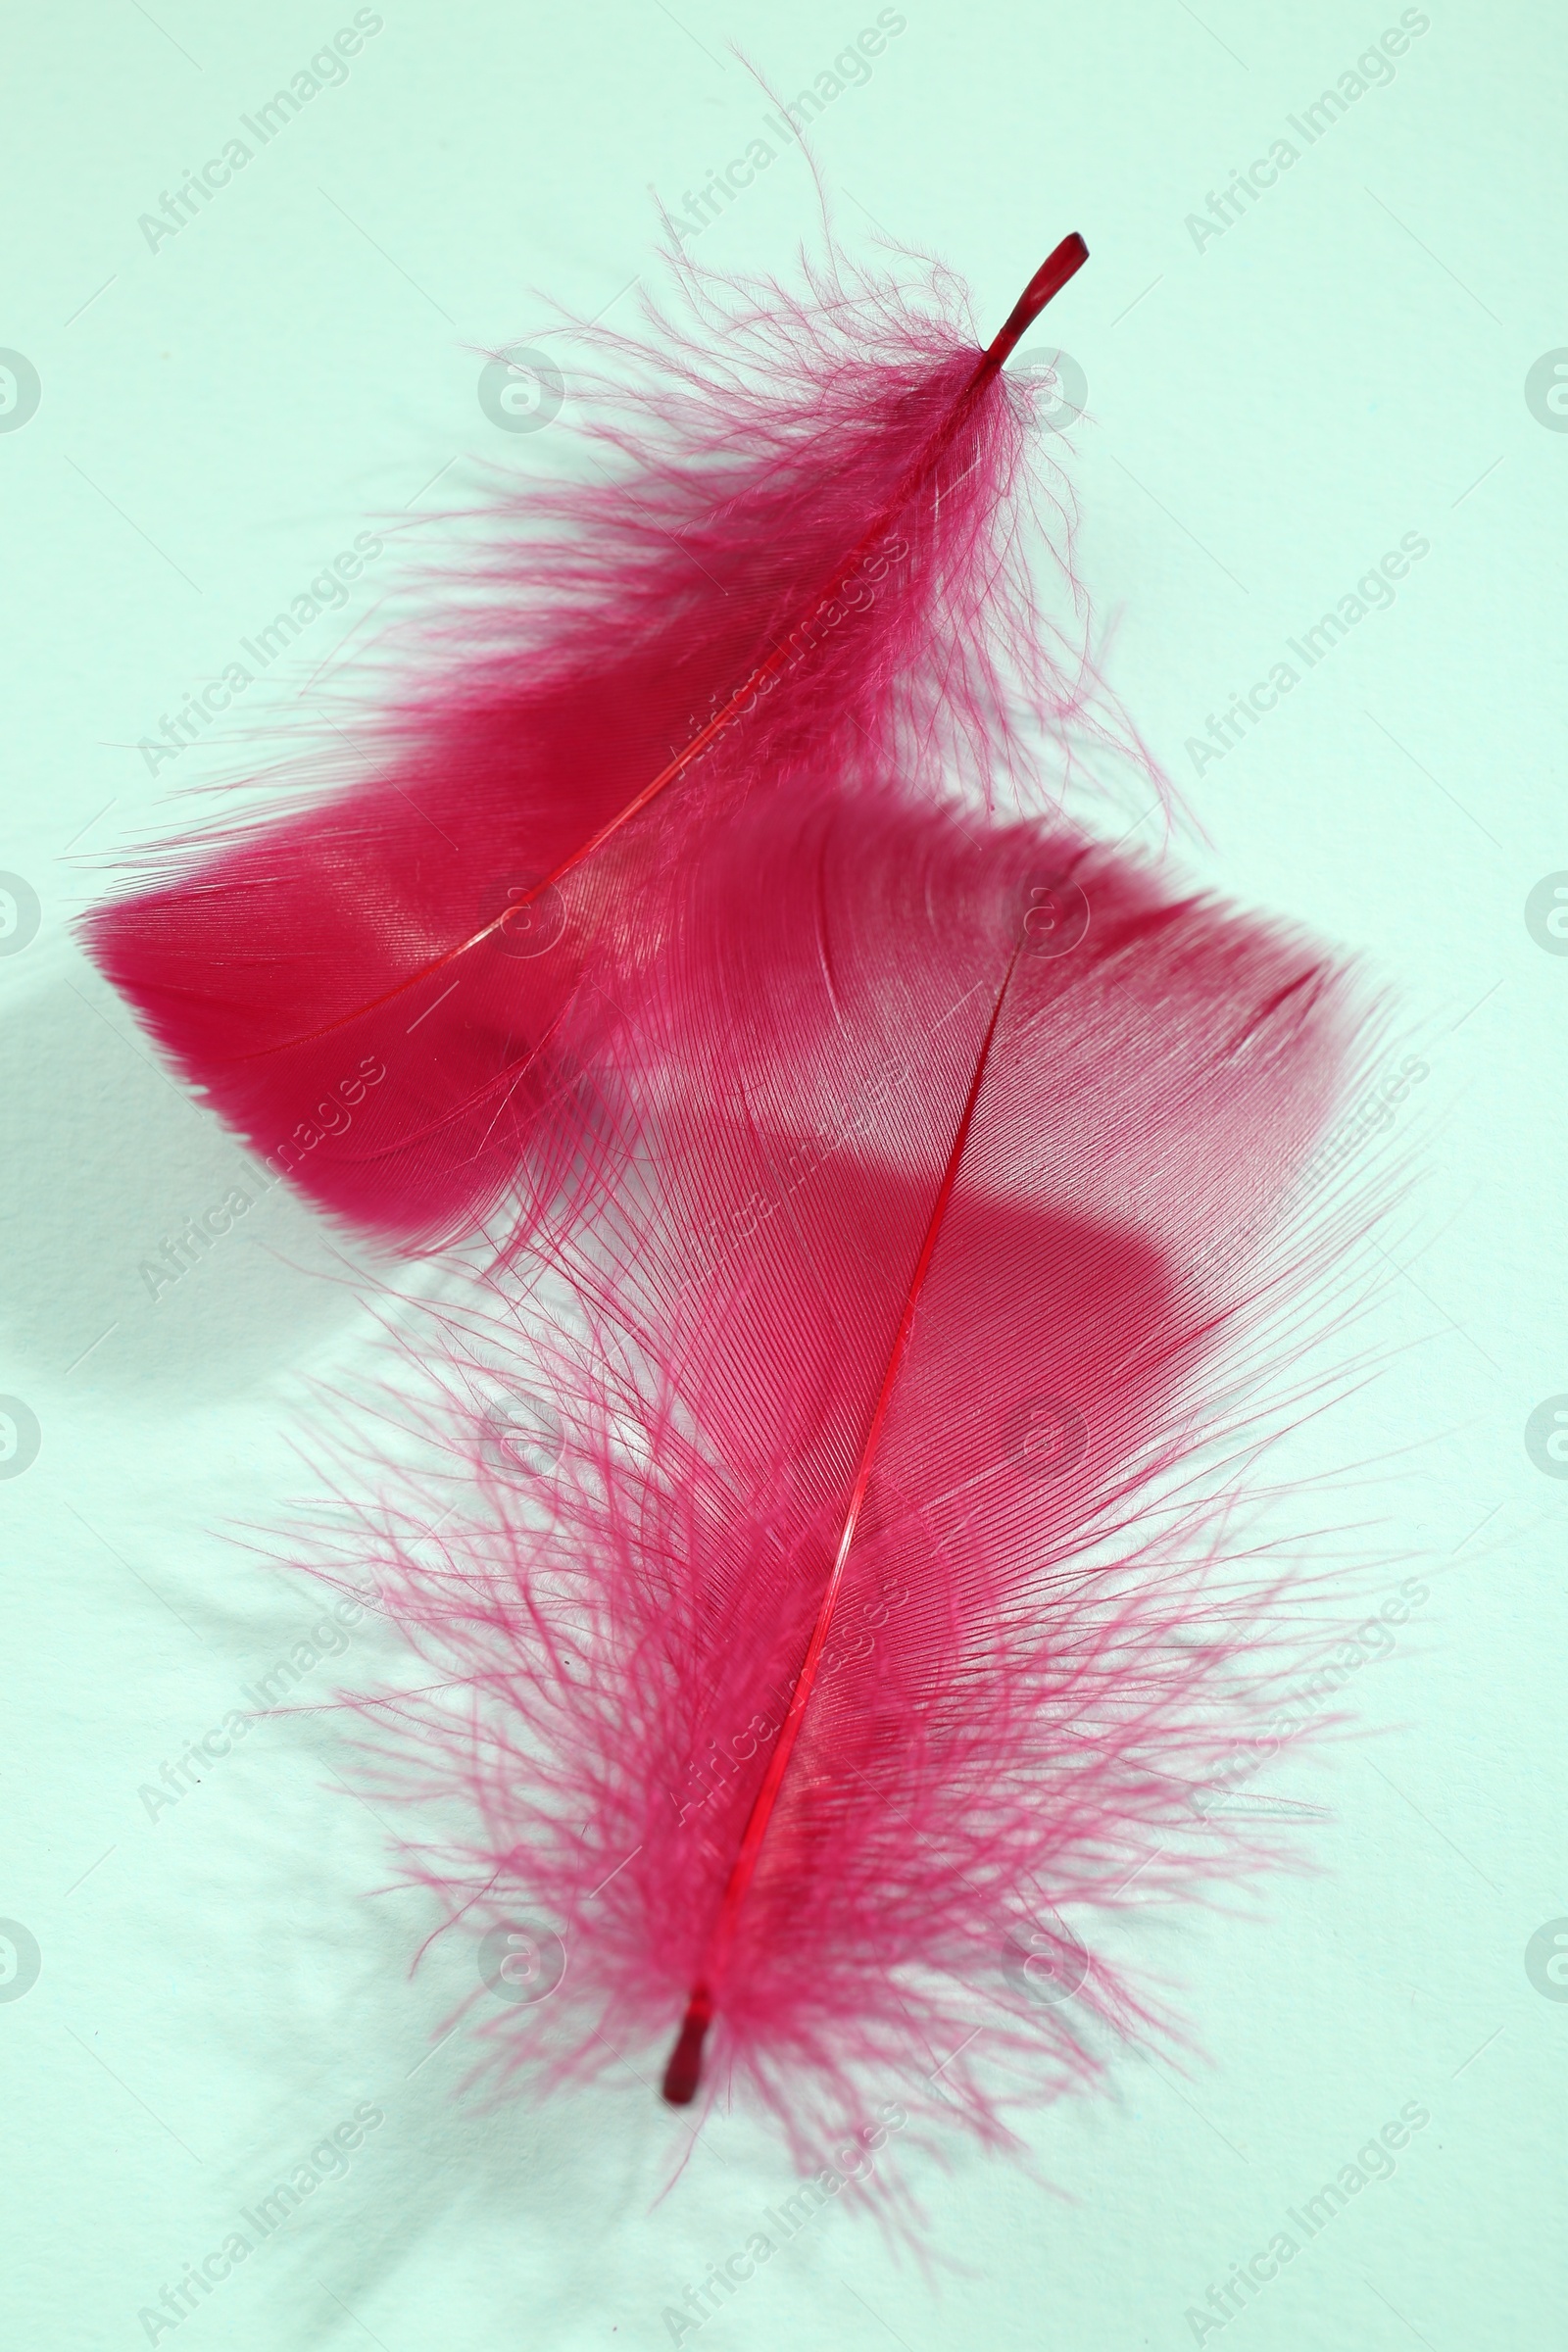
[324,779,1363,2153]
[80,224,1374,2170]
[80,235,1146,1257]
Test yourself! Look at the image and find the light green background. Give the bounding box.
[2,2,1564,2345]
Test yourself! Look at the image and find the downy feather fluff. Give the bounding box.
[319,778,1363,2154]
[82,235,1150,1258]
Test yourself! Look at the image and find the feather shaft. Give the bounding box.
[976,231,1089,376]
[662,939,1024,2103]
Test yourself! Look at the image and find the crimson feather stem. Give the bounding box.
[660,943,1025,2105]
[972,231,1090,380]
[233,239,1088,1064]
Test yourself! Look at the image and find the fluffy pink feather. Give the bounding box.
[81,235,1151,1257]
[320,780,1363,2153]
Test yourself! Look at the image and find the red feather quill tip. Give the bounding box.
[318,780,1365,2154]
[79,235,1139,1259]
